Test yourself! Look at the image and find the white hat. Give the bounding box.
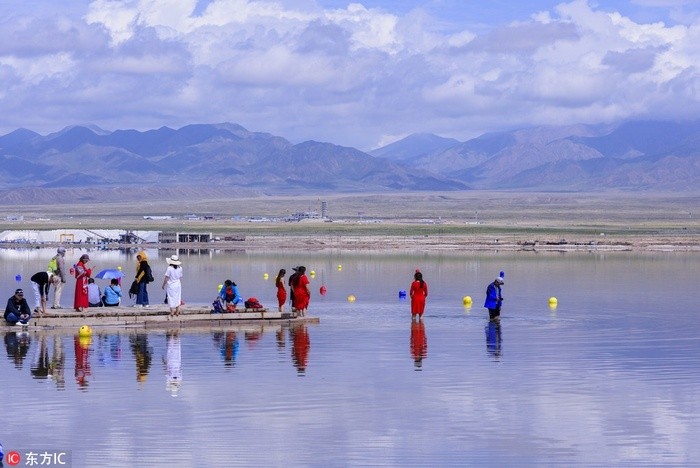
[495,277,504,284]
[166,255,182,266]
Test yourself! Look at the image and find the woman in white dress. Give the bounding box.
[162,255,183,317]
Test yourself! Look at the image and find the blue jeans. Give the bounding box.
[137,281,149,305]
[5,311,30,325]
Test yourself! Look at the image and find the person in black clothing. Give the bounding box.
[5,289,32,325]
[288,267,300,310]
[30,271,54,315]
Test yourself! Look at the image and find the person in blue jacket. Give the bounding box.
[219,280,240,309]
[103,279,122,307]
[484,277,504,320]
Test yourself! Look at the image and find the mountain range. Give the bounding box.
[1,120,699,198]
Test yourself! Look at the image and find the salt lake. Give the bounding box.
[1,248,699,466]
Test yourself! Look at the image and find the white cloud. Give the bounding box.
[2,0,700,149]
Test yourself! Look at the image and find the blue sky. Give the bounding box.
[1,0,700,149]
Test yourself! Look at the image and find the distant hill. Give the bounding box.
[1,120,699,200]
[376,122,700,191]
[0,123,465,195]
[369,133,460,163]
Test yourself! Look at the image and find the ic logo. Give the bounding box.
[6,450,22,466]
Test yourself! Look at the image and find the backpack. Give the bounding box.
[244,297,263,309]
[48,257,59,274]
[211,298,225,314]
[144,264,154,283]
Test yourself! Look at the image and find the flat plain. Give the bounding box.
[2,191,698,251]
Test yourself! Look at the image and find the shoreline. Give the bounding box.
[2,232,698,252]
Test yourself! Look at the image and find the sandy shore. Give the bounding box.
[228,233,700,252]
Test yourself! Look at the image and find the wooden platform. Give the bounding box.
[2,304,318,331]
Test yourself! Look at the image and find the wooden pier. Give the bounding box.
[2,305,318,331]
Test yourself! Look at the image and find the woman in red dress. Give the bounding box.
[274,268,287,312]
[291,266,311,316]
[409,270,428,321]
[73,254,92,312]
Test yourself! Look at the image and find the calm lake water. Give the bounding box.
[1,248,699,467]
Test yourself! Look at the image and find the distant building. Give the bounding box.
[0,230,159,244]
[285,211,321,222]
[321,201,328,219]
[159,231,212,243]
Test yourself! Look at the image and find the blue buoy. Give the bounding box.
[399,290,407,298]
[499,271,505,278]
[15,274,21,282]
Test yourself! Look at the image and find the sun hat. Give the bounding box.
[57,247,66,254]
[166,255,182,266]
[495,277,504,284]
[15,288,23,295]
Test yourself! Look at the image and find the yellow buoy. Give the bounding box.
[548,296,558,306]
[78,336,92,349]
[310,270,316,277]
[347,295,356,302]
[337,264,342,271]
[117,266,122,271]
[263,273,269,280]
[78,325,92,337]
[217,284,223,292]
[462,295,472,306]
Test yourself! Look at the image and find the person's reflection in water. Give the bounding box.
[289,324,310,375]
[97,334,122,367]
[221,331,239,368]
[130,334,152,385]
[31,335,50,379]
[485,320,503,359]
[50,335,66,390]
[4,331,31,369]
[410,320,428,370]
[275,327,286,352]
[244,328,262,350]
[164,330,182,396]
[74,335,92,389]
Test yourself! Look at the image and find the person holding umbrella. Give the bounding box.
[103,279,122,307]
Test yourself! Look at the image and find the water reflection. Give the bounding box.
[289,324,310,375]
[164,330,182,396]
[485,320,502,359]
[410,320,427,370]
[74,335,92,389]
[130,334,153,385]
[30,335,50,379]
[4,331,30,369]
[213,331,239,367]
[96,334,122,367]
[50,336,66,390]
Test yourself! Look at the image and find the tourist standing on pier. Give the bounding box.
[135,251,152,308]
[30,270,54,315]
[291,266,311,316]
[162,255,183,317]
[275,269,287,312]
[73,254,92,312]
[409,270,428,321]
[50,247,67,309]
